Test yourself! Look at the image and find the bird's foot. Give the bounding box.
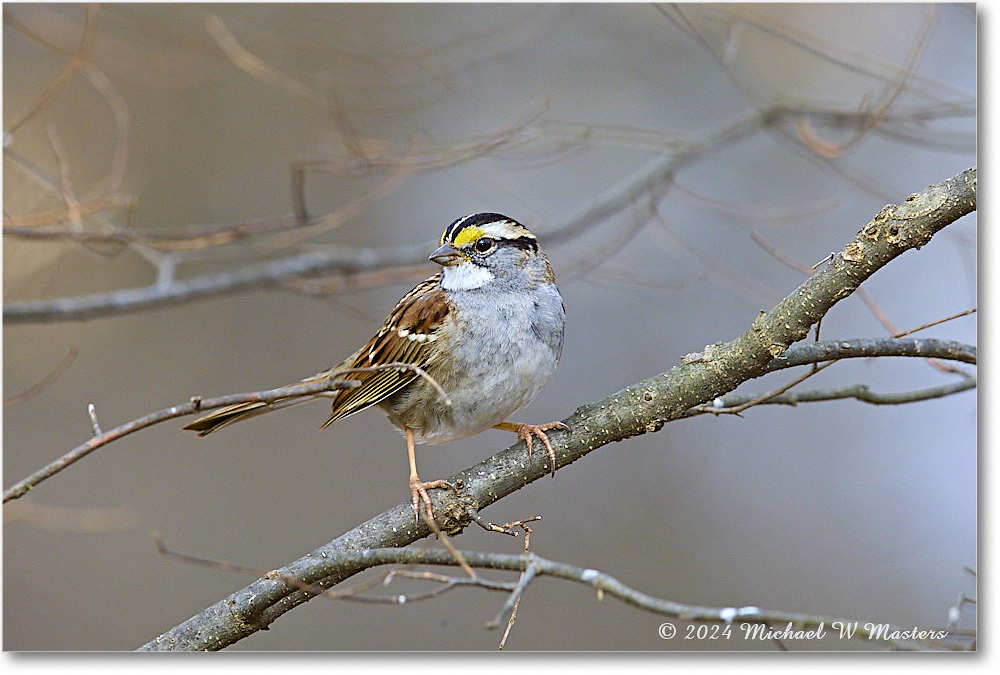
[409,476,453,524]
[494,421,570,478]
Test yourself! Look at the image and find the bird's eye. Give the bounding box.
[474,237,495,253]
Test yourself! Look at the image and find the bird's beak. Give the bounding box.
[429,243,464,267]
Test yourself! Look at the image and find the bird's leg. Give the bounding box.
[493,421,570,478]
[406,428,451,524]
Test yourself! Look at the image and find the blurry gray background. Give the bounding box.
[3,4,976,650]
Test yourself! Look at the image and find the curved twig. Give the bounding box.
[5,4,100,135]
[1,377,358,504]
[3,348,78,407]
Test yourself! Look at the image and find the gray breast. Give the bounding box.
[384,283,564,444]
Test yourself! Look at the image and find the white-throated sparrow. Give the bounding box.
[184,213,567,522]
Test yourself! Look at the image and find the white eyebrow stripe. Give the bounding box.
[478,220,527,239]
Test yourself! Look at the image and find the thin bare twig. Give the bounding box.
[82,62,132,196]
[467,506,519,536]
[892,308,976,338]
[3,191,135,230]
[488,557,539,630]
[4,103,539,247]
[87,403,102,435]
[498,517,540,650]
[761,338,976,370]
[7,55,136,236]
[3,54,135,237]
[155,532,394,602]
[662,4,970,111]
[694,360,837,416]
[2,377,360,504]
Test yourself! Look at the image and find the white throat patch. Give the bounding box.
[441,262,494,290]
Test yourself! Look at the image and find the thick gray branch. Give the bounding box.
[138,167,976,651]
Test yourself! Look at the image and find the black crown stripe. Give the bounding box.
[445,212,523,243]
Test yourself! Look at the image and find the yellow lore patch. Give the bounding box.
[452,225,484,247]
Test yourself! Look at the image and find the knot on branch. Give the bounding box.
[432,477,476,536]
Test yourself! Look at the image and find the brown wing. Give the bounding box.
[184,273,448,436]
[320,272,449,428]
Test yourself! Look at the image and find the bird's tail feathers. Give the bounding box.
[182,396,312,436]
